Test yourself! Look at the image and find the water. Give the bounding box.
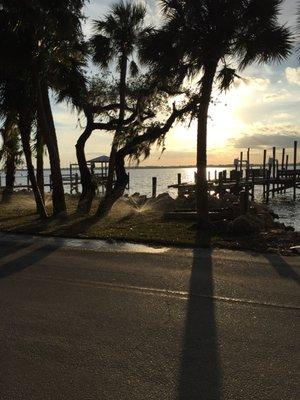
[1,167,299,231]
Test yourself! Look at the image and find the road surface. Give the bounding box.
[0,233,299,400]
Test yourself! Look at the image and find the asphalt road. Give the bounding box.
[0,234,299,400]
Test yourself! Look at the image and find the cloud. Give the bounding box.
[272,113,293,121]
[230,124,299,149]
[263,89,290,103]
[285,67,300,85]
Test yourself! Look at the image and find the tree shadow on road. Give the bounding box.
[0,244,58,279]
[178,233,221,399]
[263,253,300,285]
[0,241,32,259]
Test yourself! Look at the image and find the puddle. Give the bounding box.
[0,233,169,254]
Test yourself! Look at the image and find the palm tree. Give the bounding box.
[0,0,86,215]
[91,1,149,197]
[141,0,292,227]
[0,75,48,217]
[35,122,46,201]
[0,115,22,202]
[32,0,86,215]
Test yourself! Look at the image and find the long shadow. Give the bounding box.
[0,241,32,259]
[178,235,221,399]
[263,253,300,285]
[0,244,58,279]
[53,215,98,236]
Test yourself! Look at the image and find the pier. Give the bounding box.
[169,141,299,204]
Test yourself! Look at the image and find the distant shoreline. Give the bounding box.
[3,163,300,173]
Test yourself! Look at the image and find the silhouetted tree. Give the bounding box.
[91,1,151,197]
[0,115,22,202]
[141,0,292,227]
[0,0,86,215]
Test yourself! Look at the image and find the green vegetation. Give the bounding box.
[0,193,298,255]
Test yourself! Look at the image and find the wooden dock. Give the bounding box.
[169,141,299,204]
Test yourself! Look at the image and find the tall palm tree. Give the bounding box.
[0,76,48,217]
[0,115,22,202]
[91,1,149,196]
[141,0,292,227]
[0,0,86,216]
[31,0,86,215]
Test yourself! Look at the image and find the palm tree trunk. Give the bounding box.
[105,53,128,194]
[76,113,96,213]
[18,109,47,218]
[36,122,45,201]
[1,118,16,203]
[2,150,16,203]
[196,62,218,227]
[35,73,66,215]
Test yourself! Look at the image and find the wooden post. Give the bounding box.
[214,170,217,181]
[75,173,79,194]
[240,151,243,173]
[293,140,297,201]
[272,146,276,197]
[266,169,270,204]
[27,173,30,190]
[218,172,224,199]
[280,149,285,193]
[127,172,130,190]
[177,173,181,196]
[263,149,267,199]
[152,177,157,198]
[281,148,285,170]
[177,173,181,185]
[208,171,211,181]
[285,154,289,194]
[246,148,250,179]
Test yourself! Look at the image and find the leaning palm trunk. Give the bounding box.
[35,74,66,215]
[18,109,47,218]
[2,150,16,202]
[36,122,45,201]
[196,62,218,227]
[1,119,16,202]
[76,114,96,213]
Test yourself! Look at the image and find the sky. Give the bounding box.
[52,0,300,167]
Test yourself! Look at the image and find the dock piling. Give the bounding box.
[152,177,157,198]
[293,141,297,201]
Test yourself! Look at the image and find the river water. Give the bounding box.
[1,167,299,231]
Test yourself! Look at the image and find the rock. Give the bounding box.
[146,192,175,211]
[220,193,238,208]
[173,196,192,210]
[228,214,264,235]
